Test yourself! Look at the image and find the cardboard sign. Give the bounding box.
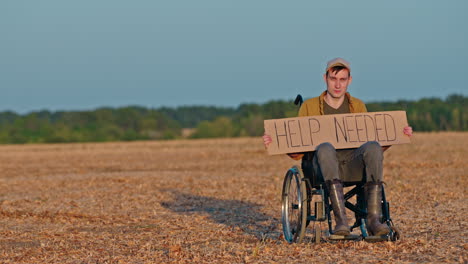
[264,111,410,155]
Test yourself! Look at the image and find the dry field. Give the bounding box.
[0,132,466,263]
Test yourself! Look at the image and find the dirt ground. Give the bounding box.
[0,132,466,263]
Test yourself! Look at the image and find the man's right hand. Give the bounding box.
[264,133,303,160]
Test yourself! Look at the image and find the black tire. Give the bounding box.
[389,222,402,241]
[281,166,308,243]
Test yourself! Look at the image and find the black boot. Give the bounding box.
[365,182,390,236]
[326,179,350,236]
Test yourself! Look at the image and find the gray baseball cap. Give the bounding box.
[326,58,351,73]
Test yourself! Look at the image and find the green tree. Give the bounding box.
[191,117,236,138]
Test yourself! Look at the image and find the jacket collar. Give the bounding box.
[319,91,354,114]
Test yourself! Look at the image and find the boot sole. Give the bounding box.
[333,230,351,236]
[330,234,360,240]
[370,226,390,236]
[372,230,390,236]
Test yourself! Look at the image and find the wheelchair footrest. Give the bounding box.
[364,235,389,242]
[329,234,360,240]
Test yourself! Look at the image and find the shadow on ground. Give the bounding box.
[160,190,280,240]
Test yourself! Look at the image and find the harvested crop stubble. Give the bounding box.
[0,132,466,263]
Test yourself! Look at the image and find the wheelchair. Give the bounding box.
[281,155,401,244]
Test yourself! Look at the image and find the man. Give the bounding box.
[263,58,413,236]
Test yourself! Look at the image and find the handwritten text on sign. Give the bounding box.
[263,111,410,155]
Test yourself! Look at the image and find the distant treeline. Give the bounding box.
[0,94,466,144]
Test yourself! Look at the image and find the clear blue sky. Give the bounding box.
[1,0,467,113]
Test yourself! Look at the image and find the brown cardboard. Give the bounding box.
[264,111,410,155]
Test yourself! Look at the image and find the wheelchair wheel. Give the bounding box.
[281,166,308,243]
[388,220,402,241]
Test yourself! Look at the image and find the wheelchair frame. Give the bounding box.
[281,164,401,243]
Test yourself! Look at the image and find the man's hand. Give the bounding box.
[403,126,413,137]
[287,153,303,160]
[382,146,391,152]
[263,133,272,148]
[264,133,303,160]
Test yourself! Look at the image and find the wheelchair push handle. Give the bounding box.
[294,94,303,106]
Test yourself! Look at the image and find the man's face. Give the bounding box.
[323,69,352,99]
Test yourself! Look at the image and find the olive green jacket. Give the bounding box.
[291,91,367,160]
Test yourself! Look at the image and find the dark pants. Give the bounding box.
[312,141,384,183]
